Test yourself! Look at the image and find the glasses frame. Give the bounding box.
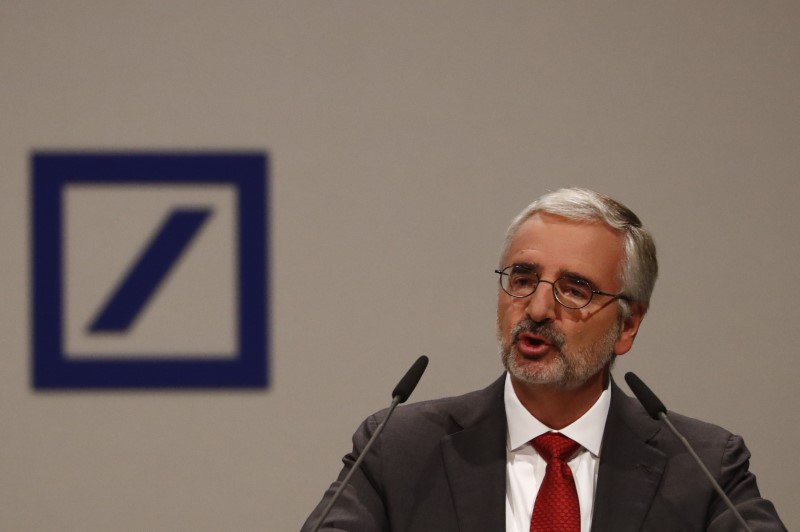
[494,265,629,310]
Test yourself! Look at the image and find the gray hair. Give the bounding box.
[501,188,658,315]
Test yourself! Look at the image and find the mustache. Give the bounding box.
[511,319,566,350]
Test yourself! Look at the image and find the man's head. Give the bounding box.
[496,188,657,391]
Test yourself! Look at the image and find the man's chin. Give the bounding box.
[504,350,568,387]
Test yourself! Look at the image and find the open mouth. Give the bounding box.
[525,335,546,346]
[516,332,552,357]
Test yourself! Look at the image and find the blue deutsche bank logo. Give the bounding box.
[32,152,269,389]
[88,208,214,333]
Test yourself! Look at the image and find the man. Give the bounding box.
[302,188,785,531]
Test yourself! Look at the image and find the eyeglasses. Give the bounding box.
[494,265,629,310]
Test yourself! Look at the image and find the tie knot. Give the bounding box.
[532,432,581,462]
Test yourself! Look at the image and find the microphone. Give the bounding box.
[392,354,429,403]
[624,372,753,532]
[310,355,429,532]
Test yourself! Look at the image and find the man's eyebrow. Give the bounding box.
[559,269,597,287]
[509,263,602,289]
[510,262,538,271]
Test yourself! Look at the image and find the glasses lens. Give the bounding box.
[503,266,538,297]
[553,278,593,308]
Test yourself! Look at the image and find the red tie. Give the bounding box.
[530,432,581,532]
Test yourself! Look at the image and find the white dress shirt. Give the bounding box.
[504,373,611,532]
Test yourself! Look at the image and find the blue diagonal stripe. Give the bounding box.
[88,208,213,332]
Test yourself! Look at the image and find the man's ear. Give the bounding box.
[614,303,647,357]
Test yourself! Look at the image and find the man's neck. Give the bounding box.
[509,370,608,430]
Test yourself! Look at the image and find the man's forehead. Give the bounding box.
[504,213,624,280]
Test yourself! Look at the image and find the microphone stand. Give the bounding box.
[310,355,428,532]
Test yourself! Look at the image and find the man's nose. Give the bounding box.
[525,281,557,322]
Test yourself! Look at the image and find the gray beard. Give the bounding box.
[499,318,619,390]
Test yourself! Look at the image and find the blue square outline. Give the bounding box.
[32,152,269,389]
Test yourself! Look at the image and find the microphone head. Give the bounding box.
[392,355,429,403]
[624,372,667,420]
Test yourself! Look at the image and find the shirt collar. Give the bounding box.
[504,373,611,457]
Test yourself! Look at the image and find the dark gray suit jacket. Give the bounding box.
[302,375,785,531]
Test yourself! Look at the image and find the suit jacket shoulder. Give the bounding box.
[592,381,786,531]
[302,375,508,532]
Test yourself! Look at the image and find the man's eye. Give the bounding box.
[557,280,591,299]
[510,275,534,287]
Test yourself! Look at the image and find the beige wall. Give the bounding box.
[2,2,798,530]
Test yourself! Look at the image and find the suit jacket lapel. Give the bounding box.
[437,376,668,531]
[591,381,667,532]
[441,376,507,532]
